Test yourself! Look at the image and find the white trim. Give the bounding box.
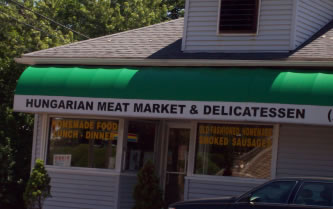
[185,175,267,184]
[15,57,333,67]
[118,172,137,177]
[158,120,167,180]
[181,0,190,51]
[271,124,280,179]
[216,0,222,36]
[166,121,192,129]
[48,113,121,121]
[45,165,120,176]
[256,0,261,35]
[153,121,161,174]
[40,113,48,162]
[195,119,275,126]
[30,114,39,170]
[187,121,197,176]
[115,119,127,172]
[289,0,299,50]
[161,121,169,196]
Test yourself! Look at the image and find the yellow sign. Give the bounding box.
[198,124,273,148]
[51,118,118,141]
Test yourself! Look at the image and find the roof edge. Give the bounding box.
[15,57,333,68]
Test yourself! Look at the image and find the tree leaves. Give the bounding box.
[23,159,51,209]
[0,0,184,208]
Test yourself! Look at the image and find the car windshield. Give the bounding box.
[245,181,297,204]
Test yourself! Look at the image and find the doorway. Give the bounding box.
[163,123,191,207]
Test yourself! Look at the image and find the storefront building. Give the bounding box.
[13,1,333,209]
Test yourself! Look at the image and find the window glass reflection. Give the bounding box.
[125,121,156,171]
[47,118,118,169]
[194,123,273,179]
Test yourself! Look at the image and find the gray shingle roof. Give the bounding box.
[290,20,333,61]
[20,18,333,62]
[24,19,184,59]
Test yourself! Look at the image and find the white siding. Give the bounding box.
[31,115,121,209]
[44,169,119,209]
[276,124,333,178]
[185,177,266,199]
[295,0,333,48]
[183,0,294,52]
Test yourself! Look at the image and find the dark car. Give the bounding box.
[169,178,333,209]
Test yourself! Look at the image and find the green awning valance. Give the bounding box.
[15,66,333,106]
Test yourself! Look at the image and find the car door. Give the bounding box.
[231,180,298,209]
[287,181,333,209]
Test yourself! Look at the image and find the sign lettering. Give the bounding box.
[13,95,333,126]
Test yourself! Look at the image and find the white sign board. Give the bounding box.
[13,95,333,126]
[53,154,71,167]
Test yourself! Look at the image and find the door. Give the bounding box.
[164,126,191,207]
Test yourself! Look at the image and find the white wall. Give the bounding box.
[294,0,333,48]
[183,0,294,52]
[44,169,119,209]
[183,0,333,53]
[276,124,333,177]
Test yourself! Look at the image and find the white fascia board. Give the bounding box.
[15,57,333,67]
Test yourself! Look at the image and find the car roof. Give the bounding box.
[273,177,333,182]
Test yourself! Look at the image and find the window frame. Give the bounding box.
[217,0,261,35]
[44,114,122,172]
[190,120,279,180]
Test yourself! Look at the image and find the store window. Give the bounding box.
[195,123,273,179]
[124,121,156,171]
[47,118,118,169]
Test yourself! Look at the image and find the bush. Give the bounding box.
[133,160,163,209]
[23,159,51,209]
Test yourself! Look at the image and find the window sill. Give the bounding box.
[216,32,258,36]
[45,165,120,176]
[185,175,268,184]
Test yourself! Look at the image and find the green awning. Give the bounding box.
[15,66,333,106]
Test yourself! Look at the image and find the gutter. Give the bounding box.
[15,57,333,68]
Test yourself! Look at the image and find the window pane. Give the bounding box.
[194,123,273,179]
[294,182,333,206]
[219,0,259,33]
[125,121,156,171]
[47,118,118,169]
[250,181,296,203]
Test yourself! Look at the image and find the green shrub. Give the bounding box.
[23,159,51,209]
[133,160,163,209]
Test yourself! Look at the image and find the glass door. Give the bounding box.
[164,127,190,207]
